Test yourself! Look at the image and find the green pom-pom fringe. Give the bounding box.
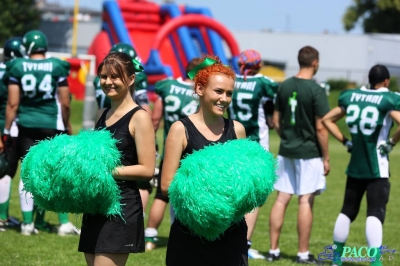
[21,129,123,216]
[169,138,278,241]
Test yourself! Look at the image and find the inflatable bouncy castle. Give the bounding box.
[88,0,240,88]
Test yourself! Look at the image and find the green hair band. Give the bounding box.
[132,59,144,72]
[187,58,217,80]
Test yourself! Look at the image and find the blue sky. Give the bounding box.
[49,0,363,34]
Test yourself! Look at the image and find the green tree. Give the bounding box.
[0,0,40,46]
[343,0,400,33]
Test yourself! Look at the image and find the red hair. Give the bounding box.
[193,55,235,89]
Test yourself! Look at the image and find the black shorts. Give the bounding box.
[341,177,390,222]
[155,160,169,203]
[166,218,248,266]
[78,181,145,254]
[5,137,19,177]
[18,126,64,159]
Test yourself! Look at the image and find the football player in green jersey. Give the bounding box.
[93,43,154,214]
[3,30,79,236]
[228,49,278,259]
[0,37,25,231]
[144,57,202,251]
[322,65,400,266]
[269,46,330,264]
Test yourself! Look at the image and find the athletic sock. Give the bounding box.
[247,240,252,250]
[366,216,383,266]
[0,175,12,220]
[19,179,34,224]
[145,227,157,242]
[333,241,345,265]
[34,208,46,227]
[366,216,382,247]
[333,213,351,243]
[58,213,69,225]
[297,251,310,260]
[369,247,382,266]
[269,248,280,255]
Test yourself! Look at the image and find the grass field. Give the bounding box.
[1,90,399,266]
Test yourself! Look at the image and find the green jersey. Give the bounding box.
[6,57,70,130]
[94,72,149,109]
[339,87,400,178]
[155,77,198,139]
[275,77,330,159]
[228,74,278,149]
[0,63,8,123]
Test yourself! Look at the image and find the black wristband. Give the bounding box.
[342,137,349,145]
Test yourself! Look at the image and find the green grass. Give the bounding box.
[1,91,399,266]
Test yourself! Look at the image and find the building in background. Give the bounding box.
[35,1,400,86]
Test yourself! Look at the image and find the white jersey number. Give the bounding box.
[230,92,253,121]
[20,74,54,99]
[164,95,198,122]
[346,105,379,135]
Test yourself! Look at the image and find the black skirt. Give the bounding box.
[166,218,248,266]
[78,181,145,254]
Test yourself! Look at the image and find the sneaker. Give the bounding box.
[248,248,266,259]
[296,254,323,264]
[267,253,281,262]
[35,222,58,233]
[145,241,156,251]
[7,217,21,227]
[0,220,6,232]
[58,222,81,236]
[21,223,39,236]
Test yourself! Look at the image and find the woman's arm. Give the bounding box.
[151,97,163,131]
[113,110,156,181]
[161,121,186,196]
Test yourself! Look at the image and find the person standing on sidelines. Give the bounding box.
[322,65,400,266]
[2,30,79,236]
[0,37,25,231]
[144,57,202,251]
[93,43,154,212]
[268,46,330,264]
[161,54,248,266]
[79,51,155,266]
[228,49,278,259]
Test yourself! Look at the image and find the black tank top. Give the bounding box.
[180,117,237,159]
[96,107,141,167]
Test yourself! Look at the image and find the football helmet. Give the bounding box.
[110,43,140,62]
[3,37,25,62]
[22,30,48,55]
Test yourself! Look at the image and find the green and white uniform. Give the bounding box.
[155,77,198,140]
[228,74,278,150]
[274,77,330,195]
[6,57,70,131]
[339,86,400,178]
[0,63,8,134]
[94,72,149,109]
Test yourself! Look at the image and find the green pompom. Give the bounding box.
[169,138,278,241]
[21,130,122,216]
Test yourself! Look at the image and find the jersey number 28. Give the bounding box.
[346,104,379,135]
